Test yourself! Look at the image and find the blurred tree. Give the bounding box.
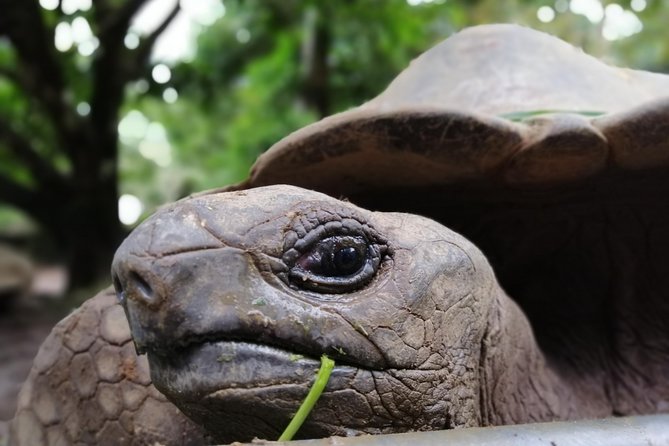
[0,0,180,287]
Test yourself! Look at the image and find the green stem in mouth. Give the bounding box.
[278,354,335,441]
[499,109,605,121]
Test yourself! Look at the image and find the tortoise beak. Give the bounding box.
[112,245,255,355]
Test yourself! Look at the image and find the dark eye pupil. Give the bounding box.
[289,233,382,293]
[332,246,362,275]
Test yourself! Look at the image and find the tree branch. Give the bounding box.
[97,0,148,39]
[85,0,149,168]
[300,6,331,118]
[0,1,64,91]
[90,0,180,160]
[0,66,23,87]
[0,173,42,216]
[0,117,65,187]
[133,1,181,68]
[0,0,75,158]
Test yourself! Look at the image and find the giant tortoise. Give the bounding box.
[10,24,669,445]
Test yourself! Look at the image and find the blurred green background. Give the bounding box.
[0,0,668,295]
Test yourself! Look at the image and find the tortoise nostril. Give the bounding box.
[112,273,125,304]
[129,271,155,303]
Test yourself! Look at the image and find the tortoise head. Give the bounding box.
[112,185,498,441]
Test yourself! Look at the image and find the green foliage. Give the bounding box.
[223,32,315,174]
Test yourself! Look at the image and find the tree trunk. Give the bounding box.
[63,187,123,289]
[42,185,122,289]
[33,128,124,289]
[301,6,331,118]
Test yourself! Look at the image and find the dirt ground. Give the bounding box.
[0,303,60,443]
[0,267,72,445]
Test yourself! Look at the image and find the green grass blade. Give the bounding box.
[278,355,335,441]
[499,109,605,122]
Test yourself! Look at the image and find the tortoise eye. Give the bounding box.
[332,245,363,275]
[290,235,380,293]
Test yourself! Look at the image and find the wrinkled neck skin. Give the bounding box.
[356,176,669,425]
[479,288,572,425]
[479,283,669,425]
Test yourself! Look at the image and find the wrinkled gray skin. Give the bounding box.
[111,185,597,442]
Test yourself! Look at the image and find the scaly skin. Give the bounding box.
[9,290,208,446]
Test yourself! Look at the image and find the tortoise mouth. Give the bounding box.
[147,340,360,401]
[150,340,380,443]
[139,315,384,372]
